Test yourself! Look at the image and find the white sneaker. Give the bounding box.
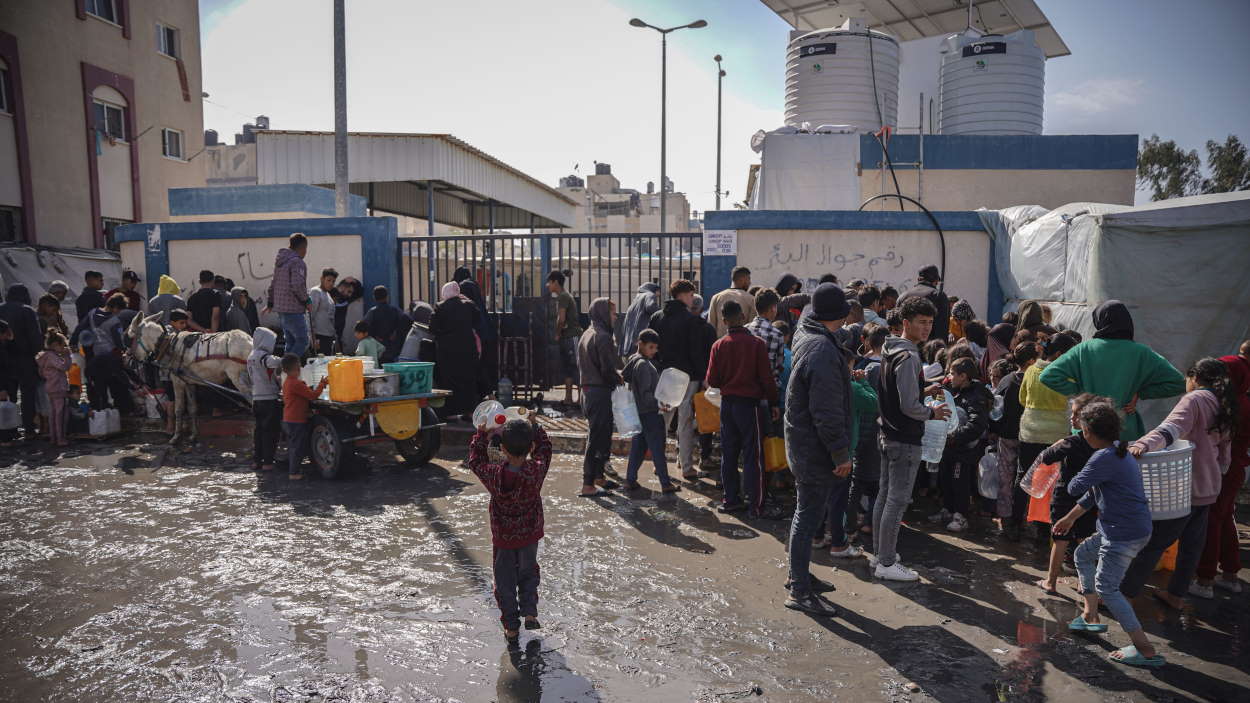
[1188,582,1214,599]
[946,513,969,532]
[874,561,920,582]
[830,543,864,558]
[1215,578,1243,594]
[928,509,951,524]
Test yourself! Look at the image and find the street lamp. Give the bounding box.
[714,54,725,211]
[629,17,708,233]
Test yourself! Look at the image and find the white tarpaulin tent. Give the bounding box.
[749,126,861,210]
[0,244,122,325]
[979,191,1250,424]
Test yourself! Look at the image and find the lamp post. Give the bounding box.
[714,54,725,211]
[629,17,707,233]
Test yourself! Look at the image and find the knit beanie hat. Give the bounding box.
[810,283,850,321]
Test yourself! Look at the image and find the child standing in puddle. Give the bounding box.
[469,411,552,644]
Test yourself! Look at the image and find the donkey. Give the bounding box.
[129,313,254,446]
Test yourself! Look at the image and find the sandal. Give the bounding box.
[1067,616,1108,633]
[1109,645,1165,668]
[1037,579,1059,596]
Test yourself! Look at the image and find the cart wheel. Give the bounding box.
[310,415,349,479]
[395,408,442,467]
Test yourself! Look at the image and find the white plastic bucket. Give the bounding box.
[1139,440,1193,521]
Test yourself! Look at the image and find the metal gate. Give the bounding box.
[396,233,702,397]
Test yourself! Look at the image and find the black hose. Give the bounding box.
[857,193,946,291]
[866,30,904,212]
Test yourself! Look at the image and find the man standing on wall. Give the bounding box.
[266,233,312,358]
[901,266,949,342]
[708,266,757,338]
[309,267,339,356]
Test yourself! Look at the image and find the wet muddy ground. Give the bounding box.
[2,433,1248,702]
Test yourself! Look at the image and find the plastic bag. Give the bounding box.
[1019,457,1060,499]
[764,436,788,472]
[978,451,1000,499]
[1027,488,1052,524]
[612,386,641,438]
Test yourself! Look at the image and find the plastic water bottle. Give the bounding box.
[921,419,948,464]
[472,400,505,430]
[989,387,1005,421]
[497,375,513,407]
[655,368,691,409]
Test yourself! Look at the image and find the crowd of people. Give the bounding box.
[472,263,1247,663]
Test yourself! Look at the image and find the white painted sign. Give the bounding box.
[703,229,738,256]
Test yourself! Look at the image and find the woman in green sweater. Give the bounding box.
[1039,301,1185,441]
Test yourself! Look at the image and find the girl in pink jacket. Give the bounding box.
[36,331,73,447]
[1122,358,1235,609]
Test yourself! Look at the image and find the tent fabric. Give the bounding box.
[0,244,123,326]
[979,191,1250,428]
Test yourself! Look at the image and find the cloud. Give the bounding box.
[1052,78,1145,115]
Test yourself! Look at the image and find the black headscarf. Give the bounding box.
[1092,300,1134,340]
[775,273,801,297]
[452,266,472,284]
[409,301,434,326]
[988,322,1016,349]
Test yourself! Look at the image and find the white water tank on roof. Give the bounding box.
[939,29,1045,135]
[785,18,899,132]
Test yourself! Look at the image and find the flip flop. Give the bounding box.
[1068,616,1108,633]
[1109,645,1165,668]
[578,489,610,498]
[1037,579,1059,596]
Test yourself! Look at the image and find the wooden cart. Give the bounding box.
[307,389,451,479]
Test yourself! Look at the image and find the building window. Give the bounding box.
[161,128,184,159]
[0,206,22,242]
[0,67,9,114]
[85,0,119,25]
[93,99,126,141]
[157,23,179,58]
[101,217,129,250]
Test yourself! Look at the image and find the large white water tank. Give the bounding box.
[785,18,899,132]
[939,29,1045,135]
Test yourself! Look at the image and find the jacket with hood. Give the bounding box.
[224,288,257,335]
[0,284,41,361]
[577,298,622,387]
[619,283,661,357]
[784,316,854,479]
[1017,300,1048,332]
[247,327,284,401]
[147,275,187,323]
[36,347,72,396]
[647,298,701,377]
[1220,354,1250,474]
[879,335,934,445]
[266,248,309,314]
[901,280,949,341]
[336,278,364,354]
[623,352,661,415]
[308,282,337,337]
[943,379,991,455]
[1131,389,1230,507]
[1039,300,1185,440]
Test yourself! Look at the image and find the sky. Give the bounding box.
[199,0,1250,214]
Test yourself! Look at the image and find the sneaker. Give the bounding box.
[874,561,920,582]
[784,574,836,594]
[748,505,785,520]
[1215,578,1243,594]
[1188,582,1214,599]
[784,592,839,617]
[928,509,951,524]
[812,534,833,549]
[946,513,969,532]
[830,544,864,559]
[718,501,746,514]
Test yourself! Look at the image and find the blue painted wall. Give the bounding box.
[859,134,1138,171]
[115,216,398,307]
[168,184,368,217]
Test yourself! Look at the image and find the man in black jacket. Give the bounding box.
[690,293,718,475]
[577,297,622,497]
[901,265,949,342]
[0,284,42,436]
[648,279,703,480]
[783,283,853,616]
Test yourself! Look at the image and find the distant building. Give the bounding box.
[539,163,696,233]
[0,0,207,249]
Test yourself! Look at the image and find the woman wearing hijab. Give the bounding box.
[398,302,435,362]
[453,266,497,396]
[949,299,975,341]
[430,281,482,417]
[774,273,806,329]
[1039,300,1185,440]
[981,322,1016,379]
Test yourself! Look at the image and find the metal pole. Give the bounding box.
[333,0,348,217]
[660,33,667,233]
[715,56,723,211]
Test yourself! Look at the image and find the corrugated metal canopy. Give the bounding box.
[760,0,1070,57]
[253,131,578,230]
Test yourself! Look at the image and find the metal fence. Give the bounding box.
[396,233,703,314]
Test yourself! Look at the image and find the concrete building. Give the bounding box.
[540,163,695,234]
[0,0,206,249]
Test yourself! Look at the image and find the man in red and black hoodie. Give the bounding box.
[706,300,781,519]
[468,413,553,644]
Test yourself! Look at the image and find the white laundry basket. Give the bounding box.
[1138,440,1192,521]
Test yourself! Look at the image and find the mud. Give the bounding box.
[1,435,1248,702]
